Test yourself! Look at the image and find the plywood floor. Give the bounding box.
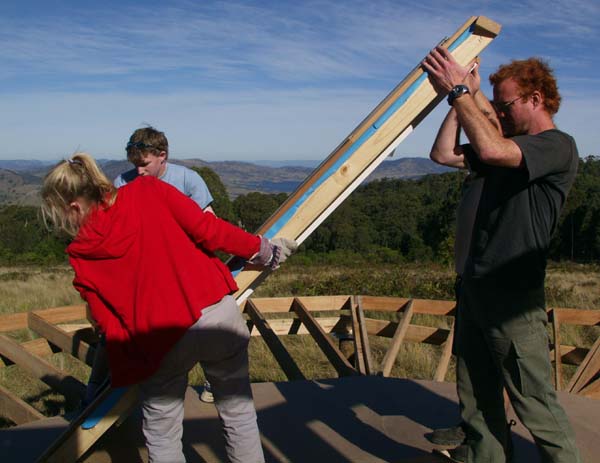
[2,376,599,462]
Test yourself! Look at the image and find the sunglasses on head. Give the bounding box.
[126,141,155,151]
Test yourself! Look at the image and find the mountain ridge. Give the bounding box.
[0,157,451,205]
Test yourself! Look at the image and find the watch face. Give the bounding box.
[448,85,469,105]
[455,85,467,95]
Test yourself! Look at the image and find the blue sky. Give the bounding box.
[1,0,599,162]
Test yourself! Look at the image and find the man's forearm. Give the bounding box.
[430,108,466,168]
[453,94,522,167]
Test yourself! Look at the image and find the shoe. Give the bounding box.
[433,421,516,463]
[199,380,214,403]
[434,444,467,462]
[426,425,466,447]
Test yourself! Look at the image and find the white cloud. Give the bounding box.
[0,0,598,160]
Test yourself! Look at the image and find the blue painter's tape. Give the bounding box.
[81,388,127,430]
[449,24,474,53]
[236,21,477,253]
[372,24,473,131]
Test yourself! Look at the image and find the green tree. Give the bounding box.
[191,166,237,224]
[233,192,288,233]
[0,206,68,264]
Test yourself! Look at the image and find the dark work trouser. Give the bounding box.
[455,278,581,463]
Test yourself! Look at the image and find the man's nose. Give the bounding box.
[137,167,146,175]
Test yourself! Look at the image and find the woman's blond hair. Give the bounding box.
[41,153,117,237]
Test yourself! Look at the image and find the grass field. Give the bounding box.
[0,260,599,426]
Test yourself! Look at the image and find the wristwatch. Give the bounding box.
[447,84,470,106]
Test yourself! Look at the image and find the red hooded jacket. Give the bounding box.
[67,176,260,386]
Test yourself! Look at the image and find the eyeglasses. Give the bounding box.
[126,141,155,151]
[492,96,523,113]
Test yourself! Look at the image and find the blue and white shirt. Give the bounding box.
[114,163,213,209]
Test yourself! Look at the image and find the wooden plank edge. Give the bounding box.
[0,383,45,425]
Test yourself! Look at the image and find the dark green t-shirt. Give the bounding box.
[463,129,578,286]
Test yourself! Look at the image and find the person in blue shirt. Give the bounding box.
[114,126,214,214]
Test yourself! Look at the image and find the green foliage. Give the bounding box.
[550,156,600,261]
[233,192,287,233]
[190,166,238,223]
[0,206,68,265]
[2,156,600,264]
[303,172,465,261]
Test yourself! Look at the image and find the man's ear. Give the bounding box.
[530,90,543,110]
[158,151,167,164]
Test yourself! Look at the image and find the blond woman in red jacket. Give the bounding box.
[41,153,296,463]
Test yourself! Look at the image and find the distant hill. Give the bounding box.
[252,159,321,168]
[0,156,451,205]
[0,160,55,172]
[175,157,450,196]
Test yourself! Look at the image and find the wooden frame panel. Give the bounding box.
[365,318,450,344]
[244,300,305,381]
[244,296,352,314]
[0,384,44,425]
[359,296,456,316]
[0,313,28,333]
[291,298,357,377]
[567,335,600,394]
[380,300,414,377]
[0,335,85,400]
[550,308,600,326]
[28,312,95,366]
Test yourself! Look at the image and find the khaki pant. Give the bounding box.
[456,278,581,463]
[140,295,264,463]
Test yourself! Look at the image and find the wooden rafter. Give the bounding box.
[0,335,85,401]
[434,318,455,382]
[0,384,44,425]
[229,16,502,303]
[364,318,450,345]
[244,299,305,381]
[291,298,358,377]
[28,311,95,366]
[380,300,414,377]
[567,335,600,394]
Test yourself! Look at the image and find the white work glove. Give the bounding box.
[251,236,298,269]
